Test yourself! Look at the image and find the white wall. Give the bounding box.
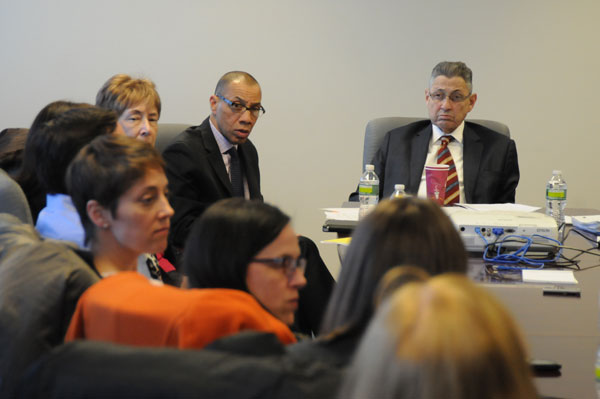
[1,0,599,275]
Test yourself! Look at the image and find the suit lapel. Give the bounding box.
[462,124,483,203]
[409,125,432,192]
[199,122,233,196]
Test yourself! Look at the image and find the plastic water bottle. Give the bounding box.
[358,164,379,219]
[390,184,407,199]
[545,170,567,238]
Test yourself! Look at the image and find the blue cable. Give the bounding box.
[475,228,562,269]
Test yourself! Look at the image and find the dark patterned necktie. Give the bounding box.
[436,136,460,205]
[226,147,244,197]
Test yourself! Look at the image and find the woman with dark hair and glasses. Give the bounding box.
[183,198,307,327]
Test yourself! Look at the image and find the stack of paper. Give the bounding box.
[322,208,359,222]
[572,215,600,234]
[522,269,578,284]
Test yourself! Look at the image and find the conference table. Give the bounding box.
[323,206,600,399]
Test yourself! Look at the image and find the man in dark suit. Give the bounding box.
[163,72,333,335]
[163,71,264,250]
[370,61,519,203]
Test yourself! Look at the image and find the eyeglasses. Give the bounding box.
[217,95,266,118]
[251,256,307,280]
[428,90,471,103]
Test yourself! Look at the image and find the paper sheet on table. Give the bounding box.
[320,237,352,246]
[322,208,359,221]
[454,203,541,212]
[522,269,578,284]
[572,215,600,231]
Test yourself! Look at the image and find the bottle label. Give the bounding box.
[359,184,379,196]
[546,189,566,200]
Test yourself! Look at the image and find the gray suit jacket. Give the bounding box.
[0,214,99,397]
[371,120,519,203]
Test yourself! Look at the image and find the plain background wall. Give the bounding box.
[1,0,599,276]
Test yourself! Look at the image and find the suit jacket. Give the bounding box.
[162,118,263,247]
[0,214,99,397]
[371,120,520,203]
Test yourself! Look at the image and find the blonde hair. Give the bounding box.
[340,271,537,399]
[96,74,161,117]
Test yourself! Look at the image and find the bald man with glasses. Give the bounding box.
[163,72,334,337]
[163,71,265,251]
[367,61,519,204]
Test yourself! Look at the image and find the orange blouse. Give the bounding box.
[65,272,296,348]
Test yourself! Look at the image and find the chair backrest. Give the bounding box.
[362,117,510,170]
[0,169,32,225]
[156,123,192,153]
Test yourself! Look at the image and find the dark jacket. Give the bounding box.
[20,335,343,399]
[162,118,263,248]
[0,214,99,397]
[352,120,520,203]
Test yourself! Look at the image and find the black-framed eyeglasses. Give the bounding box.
[217,95,266,118]
[251,256,307,280]
[428,90,471,103]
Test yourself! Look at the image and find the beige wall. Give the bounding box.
[1,0,598,274]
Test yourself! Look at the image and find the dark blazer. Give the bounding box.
[371,120,520,203]
[0,214,99,398]
[162,118,263,248]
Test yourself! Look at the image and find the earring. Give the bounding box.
[102,223,109,229]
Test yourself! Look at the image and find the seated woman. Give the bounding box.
[285,197,468,368]
[33,106,116,248]
[96,74,161,146]
[95,74,177,282]
[65,140,295,347]
[16,101,91,223]
[66,134,172,276]
[339,267,537,399]
[183,198,308,328]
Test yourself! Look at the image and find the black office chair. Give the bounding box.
[156,123,192,153]
[362,117,510,169]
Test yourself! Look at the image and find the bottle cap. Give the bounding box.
[553,170,562,175]
[394,184,405,190]
[365,164,375,171]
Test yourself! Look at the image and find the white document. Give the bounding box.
[572,215,600,232]
[454,203,541,212]
[322,208,359,222]
[521,269,578,285]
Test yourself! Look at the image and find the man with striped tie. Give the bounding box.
[370,61,519,204]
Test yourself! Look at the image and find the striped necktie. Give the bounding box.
[436,136,460,205]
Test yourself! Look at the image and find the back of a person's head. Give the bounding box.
[0,128,28,178]
[96,74,161,117]
[339,272,537,399]
[16,101,90,188]
[183,198,289,292]
[320,197,468,336]
[34,106,117,195]
[67,134,164,246]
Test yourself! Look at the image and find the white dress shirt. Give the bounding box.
[417,121,466,203]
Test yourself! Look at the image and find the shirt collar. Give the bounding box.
[209,119,237,154]
[432,120,465,144]
[46,193,76,209]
